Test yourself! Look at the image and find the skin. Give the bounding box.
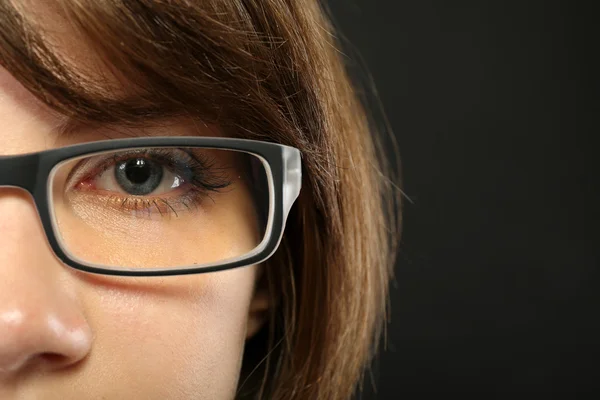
[0,14,269,399]
[55,147,263,269]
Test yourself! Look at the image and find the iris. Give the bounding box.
[115,158,163,195]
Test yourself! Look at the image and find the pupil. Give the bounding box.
[115,157,163,196]
[125,159,151,184]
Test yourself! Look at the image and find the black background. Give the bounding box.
[326,1,598,398]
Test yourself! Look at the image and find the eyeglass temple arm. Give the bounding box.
[281,146,302,228]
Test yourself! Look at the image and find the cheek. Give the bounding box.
[78,267,256,399]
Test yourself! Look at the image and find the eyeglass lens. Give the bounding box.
[48,147,270,270]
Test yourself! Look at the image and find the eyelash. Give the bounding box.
[70,149,232,218]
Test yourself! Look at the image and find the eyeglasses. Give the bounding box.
[0,137,301,276]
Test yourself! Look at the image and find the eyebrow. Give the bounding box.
[51,97,184,139]
[53,118,93,138]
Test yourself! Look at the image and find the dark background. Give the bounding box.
[326,1,598,398]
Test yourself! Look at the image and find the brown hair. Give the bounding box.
[0,0,400,398]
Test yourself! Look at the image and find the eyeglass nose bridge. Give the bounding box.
[0,154,40,192]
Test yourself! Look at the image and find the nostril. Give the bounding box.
[39,352,71,368]
[0,312,93,375]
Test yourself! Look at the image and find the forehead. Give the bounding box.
[11,0,130,95]
[2,0,290,141]
[0,66,32,100]
[0,65,67,130]
[1,0,183,136]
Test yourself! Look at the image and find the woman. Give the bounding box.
[0,0,399,399]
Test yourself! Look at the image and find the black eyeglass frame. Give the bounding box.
[0,137,302,276]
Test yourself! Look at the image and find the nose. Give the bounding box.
[0,188,92,377]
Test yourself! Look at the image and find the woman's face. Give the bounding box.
[0,6,268,399]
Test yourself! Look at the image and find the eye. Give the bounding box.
[64,148,236,220]
[97,156,185,196]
